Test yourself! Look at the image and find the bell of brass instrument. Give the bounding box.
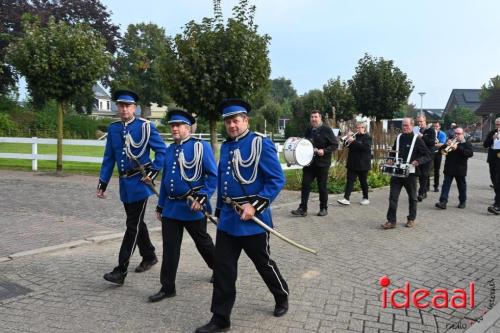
[341,131,358,147]
[441,138,458,156]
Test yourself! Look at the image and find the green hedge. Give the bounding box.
[284,168,390,193]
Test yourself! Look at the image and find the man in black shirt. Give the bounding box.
[483,118,500,189]
[291,110,338,217]
[382,118,431,229]
[435,127,473,209]
[415,116,435,201]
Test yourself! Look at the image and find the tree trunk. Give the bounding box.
[56,101,64,175]
[209,118,218,157]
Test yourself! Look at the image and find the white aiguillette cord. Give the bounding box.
[178,140,204,182]
[232,136,262,185]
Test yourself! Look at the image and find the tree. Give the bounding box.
[444,107,478,129]
[480,75,500,102]
[163,0,271,150]
[286,89,327,136]
[0,0,119,94]
[7,18,110,173]
[349,54,413,120]
[270,77,297,103]
[112,23,172,118]
[258,101,282,136]
[323,76,356,122]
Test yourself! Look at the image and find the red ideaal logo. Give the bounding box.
[379,276,475,309]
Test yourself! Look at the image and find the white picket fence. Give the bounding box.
[0,137,105,171]
[0,137,298,171]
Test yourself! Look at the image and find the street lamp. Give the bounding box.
[418,92,426,117]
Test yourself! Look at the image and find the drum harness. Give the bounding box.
[394,133,418,168]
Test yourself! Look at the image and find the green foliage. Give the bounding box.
[349,53,413,120]
[444,107,478,128]
[258,101,282,133]
[7,17,111,103]
[480,75,500,102]
[323,76,356,122]
[270,77,297,103]
[0,113,19,136]
[284,168,390,193]
[112,23,172,117]
[286,89,327,136]
[163,0,271,149]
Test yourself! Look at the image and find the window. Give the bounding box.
[106,101,110,110]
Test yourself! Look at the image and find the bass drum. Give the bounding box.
[283,137,314,166]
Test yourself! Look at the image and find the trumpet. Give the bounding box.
[340,131,358,147]
[441,138,458,156]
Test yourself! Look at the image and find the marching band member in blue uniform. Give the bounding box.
[195,99,289,333]
[149,109,217,302]
[97,89,166,285]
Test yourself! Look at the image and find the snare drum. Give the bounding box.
[380,163,410,178]
[283,137,314,166]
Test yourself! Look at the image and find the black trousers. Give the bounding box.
[433,153,443,188]
[494,159,500,206]
[489,162,497,187]
[210,231,289,326]
[344,169,369,200]
[300,165,330,210]
[160,217,215,293]
[386,176,418,223]
[439,175,467,204]
[418,162,431,196]
[117,199,156,272]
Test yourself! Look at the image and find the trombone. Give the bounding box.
[340,131,358,147]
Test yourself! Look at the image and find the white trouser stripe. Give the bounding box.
[125,199,148,266]
[265,233,288,296]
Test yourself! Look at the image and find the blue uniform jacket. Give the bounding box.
[215,131,285,236]
[157,137,217,221]
[99,118,167,203]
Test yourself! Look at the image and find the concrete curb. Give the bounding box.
[4,227,163,261]
[8,240,91,259]
[465,303,500,333]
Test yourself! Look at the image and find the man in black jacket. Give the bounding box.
[416,116,435,201]
[382,118,431,229]
[291,110,338,217]
[483,118,500,188]
[435,127,473,209]
[337,122,372,206]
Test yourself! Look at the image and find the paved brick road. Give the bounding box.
[0,153,498,332]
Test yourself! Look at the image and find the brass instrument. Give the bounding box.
[441,138,458,156]
[340,131,358,147]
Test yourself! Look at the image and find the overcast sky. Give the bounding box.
[97,0,500,109]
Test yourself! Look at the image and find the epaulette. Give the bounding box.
[110,119,121,124]
[254,131,267,138]
[139,117,151,123]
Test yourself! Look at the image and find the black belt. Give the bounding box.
[119,162,151,178]
[167,186,203,200]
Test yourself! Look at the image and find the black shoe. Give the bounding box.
[103,269,126,285]
[291,207,307,217]
[148,289,176,302]
[135,257,158,273]
[194,322,230,333]
[273,300,289,317]
[488,205,500,215]
[317,208,328,216]
[457,202,466,209]
[435,202,447,209]
[433,187,439,192]
[417,195,423,202]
